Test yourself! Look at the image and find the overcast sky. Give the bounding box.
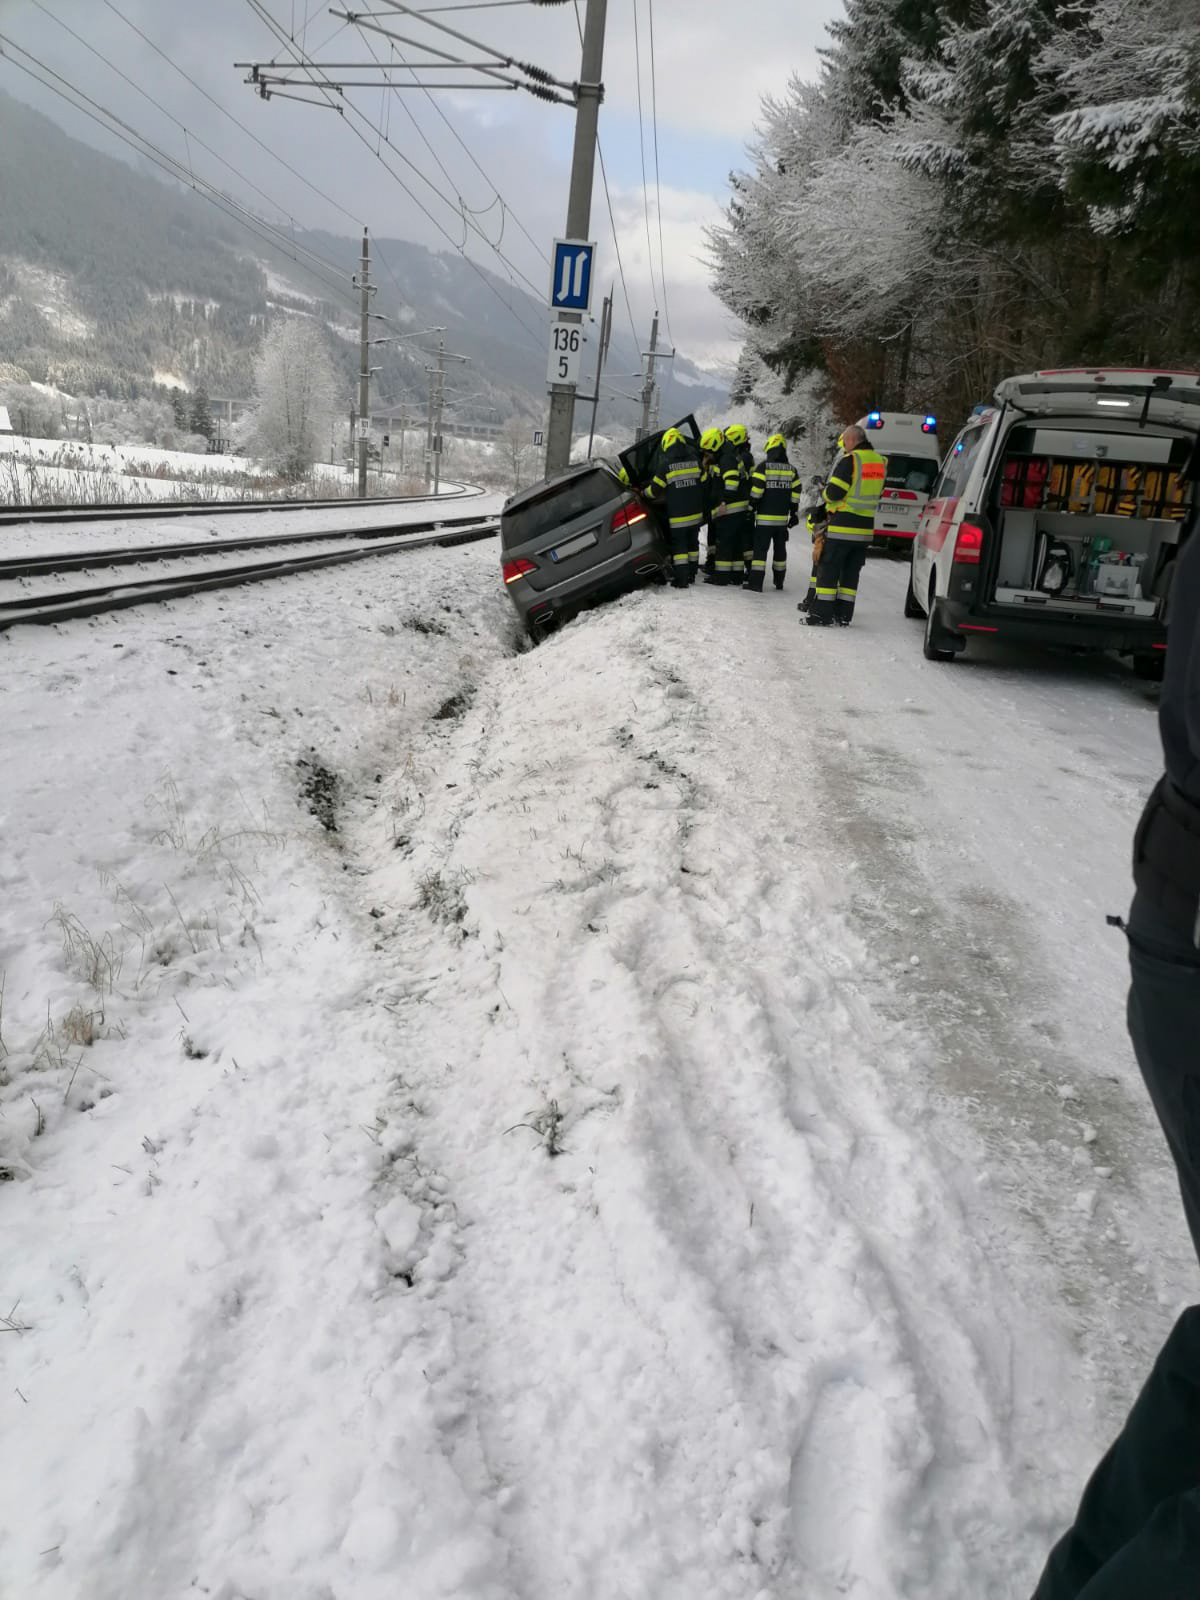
[0,0,845,372]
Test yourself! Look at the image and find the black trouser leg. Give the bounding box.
[808,539,852,623]
[716,511,744,587]
[772,528,788,587]
[703,520,716,575]
[1126,889,1200,1260]
[1031,1309,1200,1600]
[832,541,868,623]
[746,518,770,591]
[668,525,691,586]
[1030,898,1200,1599]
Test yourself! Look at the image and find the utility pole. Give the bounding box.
[638,311,659,441]
[543,0,607,476]
[432,334,445,496]
[355,228,374,499]
[585,291,613,459]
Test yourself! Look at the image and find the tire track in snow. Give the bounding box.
[360,588,1088,1599]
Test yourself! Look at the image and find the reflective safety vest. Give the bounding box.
[825,447,886,539]
[750,455,801,524]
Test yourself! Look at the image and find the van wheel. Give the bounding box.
[903,563,924,619]
[922,580,958,662]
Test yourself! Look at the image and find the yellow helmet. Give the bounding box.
[724,423,748,446]
[766,433,786,451]
[700,427,723,453]
[661,427,685,449]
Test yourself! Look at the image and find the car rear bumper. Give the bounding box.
[505,526,666,628]
[936,595,1168,655]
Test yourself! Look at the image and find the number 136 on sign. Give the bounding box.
[547,321,583,385]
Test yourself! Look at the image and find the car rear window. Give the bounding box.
[883,454,939,494]
[501,468,616,549]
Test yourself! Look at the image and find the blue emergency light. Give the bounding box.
[866,411,884,428]
[921,415,937,432]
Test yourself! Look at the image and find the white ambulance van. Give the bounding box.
[856,410,942,548]
[905,369,1199,676]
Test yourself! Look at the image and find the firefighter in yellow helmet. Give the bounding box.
[646,426,704,587]
[710,424,750,586]
[696,427,725,577]
[746,433,801,592]
[805,424,886,626]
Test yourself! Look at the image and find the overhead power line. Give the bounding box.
[98,0,367,235]
[630,0,658,318]
[646,0,674,347]
[571,0,638,352]
[242,0,546,350]
[0,32,359,310]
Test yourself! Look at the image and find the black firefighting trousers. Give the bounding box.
[809,537,868,623]
[1031,889,1200,1599]
[746,522,788,591]
[713,508,747,585]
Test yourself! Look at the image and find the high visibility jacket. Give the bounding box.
[824,447,886,538]
[750,449,801,525]
[717,441,749,513]
[648,440,704,532]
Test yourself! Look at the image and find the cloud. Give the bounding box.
[0,0,847,371]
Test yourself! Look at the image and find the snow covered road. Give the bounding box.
[0,542,1189,1599]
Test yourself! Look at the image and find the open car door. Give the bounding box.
[617,414,701,492]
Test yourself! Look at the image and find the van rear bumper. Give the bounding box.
[935,595,1168,656]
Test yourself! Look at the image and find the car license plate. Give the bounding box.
[550,529,598,562]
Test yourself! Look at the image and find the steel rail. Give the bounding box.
[0,522,498,631]
[0,481,479,528]
[0,512,497,580]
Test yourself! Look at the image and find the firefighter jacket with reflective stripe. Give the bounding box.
[717,441,749,513]
[649,441,704,531]
[824,447,886,538]
[750,450,801,525]
[700,456,724,519]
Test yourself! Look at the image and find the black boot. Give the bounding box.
[774,576,785,590]
[805,613,831,627]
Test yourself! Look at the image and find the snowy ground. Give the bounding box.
[0,433,438,507]
[0,538,1190,1600]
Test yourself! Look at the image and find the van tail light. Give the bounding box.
[611,500,648,534]
[502,557,537,584]
[954,522,984,565]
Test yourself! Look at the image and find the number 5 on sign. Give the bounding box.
[547,320,583,385]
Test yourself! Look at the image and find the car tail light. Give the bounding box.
[611,500,648,534]
[502,557,537,584]
[954,522,984,565]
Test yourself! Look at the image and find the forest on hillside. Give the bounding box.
[710,0,1200,443]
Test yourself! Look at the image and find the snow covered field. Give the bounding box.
[0,433,436,508]
[0,541,1190,1599]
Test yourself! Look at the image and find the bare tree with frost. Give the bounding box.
[241,318,339,480]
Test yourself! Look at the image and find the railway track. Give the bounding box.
[0,516,498,632]
[0,482,477,528]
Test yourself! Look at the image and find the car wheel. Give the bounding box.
[922,578,958,662]
[1132,652,1165,682]
[903,559,925,619]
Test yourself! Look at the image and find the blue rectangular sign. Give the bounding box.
[550,239,596,314]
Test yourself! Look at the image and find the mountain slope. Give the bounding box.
[0,90,726,428]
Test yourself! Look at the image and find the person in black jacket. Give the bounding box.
[1030,432,1200,1599]
[646,427,704,588]
[746,434,801,592]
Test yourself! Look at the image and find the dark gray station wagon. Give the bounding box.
[501,417,699,637]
